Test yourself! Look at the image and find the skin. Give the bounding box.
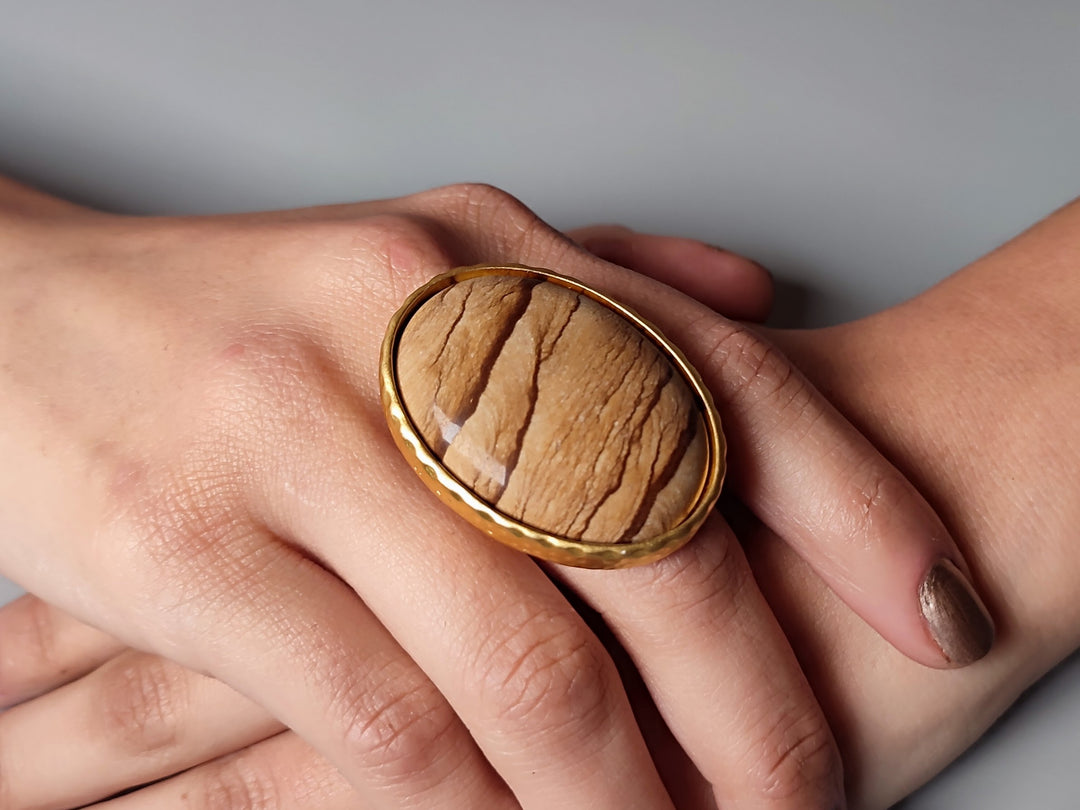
[588,210,1080,808]
[1,180,1069,809]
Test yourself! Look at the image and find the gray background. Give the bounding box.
[2,1,1078,806]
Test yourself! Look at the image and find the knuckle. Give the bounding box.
[0,597,57,695]
[197,753,283,810]
[420,182,563,260]
[95,395,260,612]
[837,458,912,541]
[345,213,456,308]
[116,475,263,622]
[746,708,841,803]
[209,325,341,437]
[193,216,451,437]
[703,323,807,416]
[476,607,616,738]
[336,662,457,786]
[430,182,532,226]
[98,653,188,755]
[625,528,749,630]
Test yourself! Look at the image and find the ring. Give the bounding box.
[380,265,725,569]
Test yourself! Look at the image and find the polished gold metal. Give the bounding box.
[380,264,725,569]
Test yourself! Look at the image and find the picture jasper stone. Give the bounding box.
[394,274,709,544]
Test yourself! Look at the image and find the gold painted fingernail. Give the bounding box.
[918,559,995,666]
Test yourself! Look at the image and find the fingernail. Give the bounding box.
[918,559,995,666]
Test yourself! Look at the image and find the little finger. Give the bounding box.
[88,731,355,810]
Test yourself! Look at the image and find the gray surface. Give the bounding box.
[0,577,19,608]
[2,1,1079,806]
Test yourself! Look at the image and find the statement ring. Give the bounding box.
[380,265,725,569]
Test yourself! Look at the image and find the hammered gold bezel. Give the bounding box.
[379,264,726,569]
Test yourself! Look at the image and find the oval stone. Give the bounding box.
[394,273,709,544]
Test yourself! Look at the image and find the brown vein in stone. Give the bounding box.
[619,395,698,542]
[426,288,468,372]
[556,340,644,539]
[516,333,635,538]
[432,278,540,454]
[578,345,673,541]
[490,294,580,503]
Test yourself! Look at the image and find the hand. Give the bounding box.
[0,227,778,810]
[0,178,990,809]
[599,200,1080,808]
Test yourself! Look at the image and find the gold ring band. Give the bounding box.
[380,265,725,569]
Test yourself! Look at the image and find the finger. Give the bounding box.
[569,224,774,322]
[284,449,675,809]
[88,731,355,810]
[0,593,126,707]
[558,514,845,810]
[100,522,514,809]
[0,176,88,216]
[414,184,994,669]
[602,622,717,810]
[0,649,282,810]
